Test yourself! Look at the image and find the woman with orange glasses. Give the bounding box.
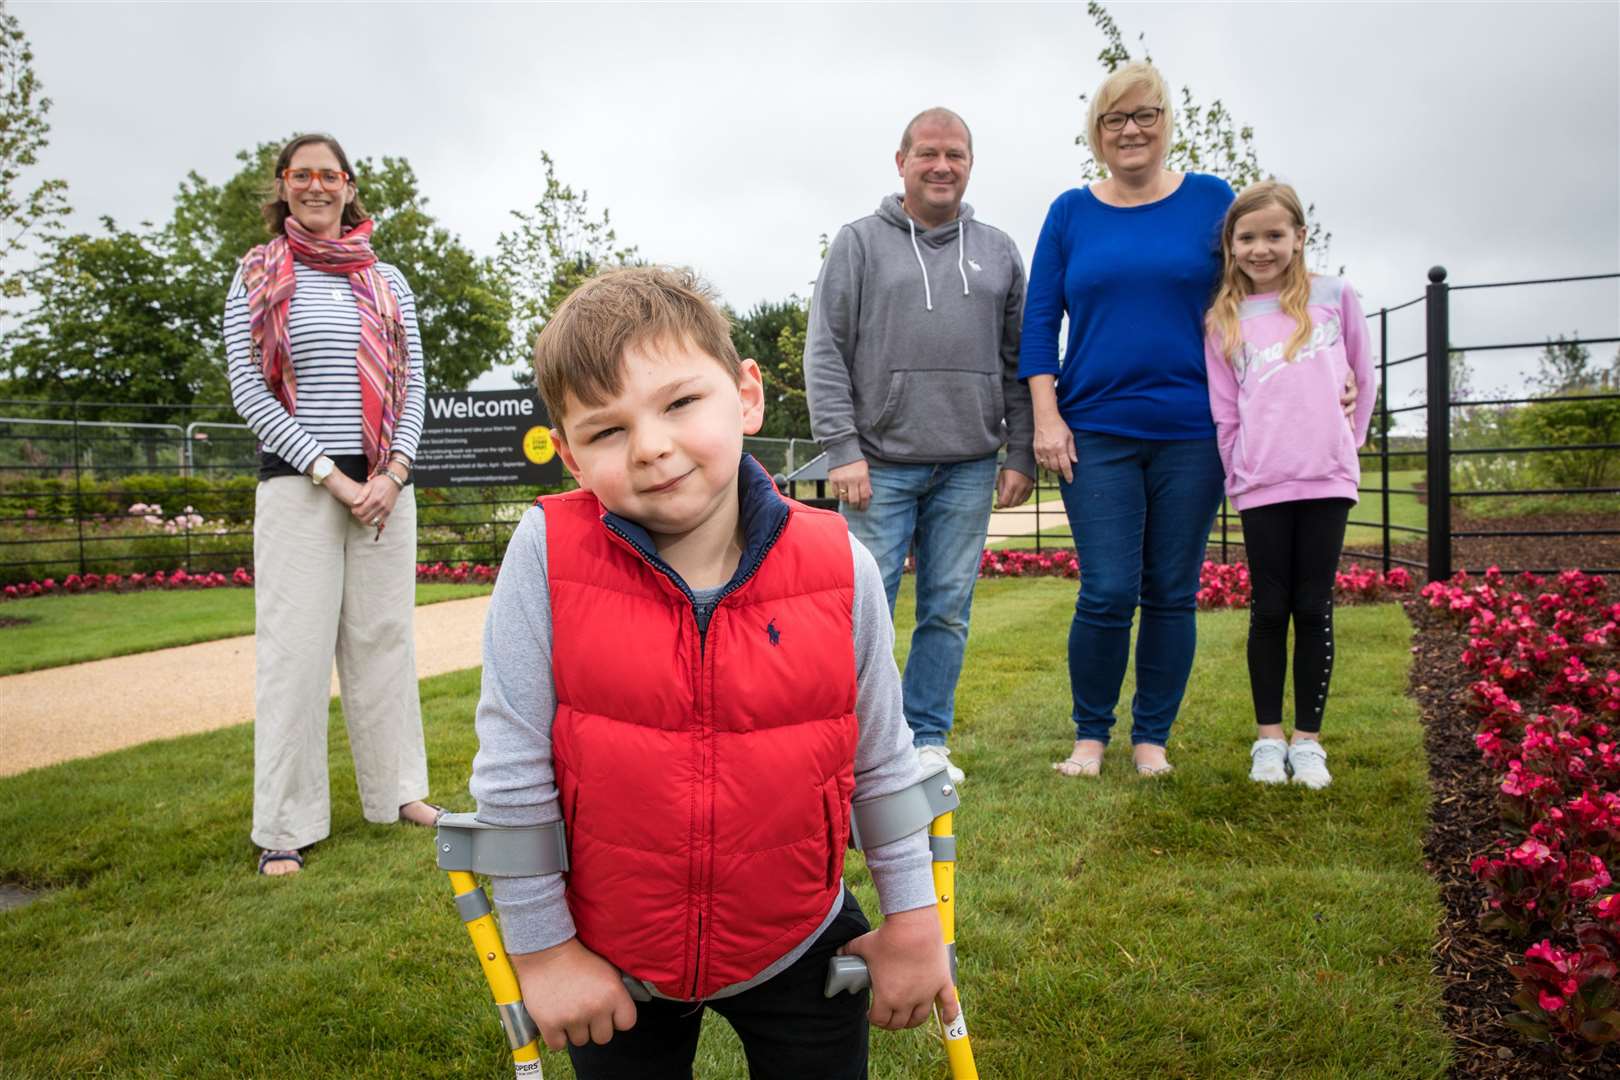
[225,132,441,876]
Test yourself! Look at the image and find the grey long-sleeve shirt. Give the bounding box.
[469,506,934,998]
[804,195,1035,478]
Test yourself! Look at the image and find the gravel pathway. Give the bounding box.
[0,595,490,778]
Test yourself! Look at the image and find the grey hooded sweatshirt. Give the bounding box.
[804,195,1034,478]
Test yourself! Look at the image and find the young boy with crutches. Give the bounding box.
[464,266,958,1079]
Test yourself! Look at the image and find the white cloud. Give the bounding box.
[12,0,1617,395]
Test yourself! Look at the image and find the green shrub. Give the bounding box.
[1518,393,1620,490]
[0,472,259,520]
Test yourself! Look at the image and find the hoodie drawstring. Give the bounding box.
[956,220,970,297]
[908,217,933,312]
[909,217,972,312]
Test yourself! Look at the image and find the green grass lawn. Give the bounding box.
[0,580,1449,1078]
[0,583,493,676]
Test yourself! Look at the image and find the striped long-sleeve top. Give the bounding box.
[225,260,427,479]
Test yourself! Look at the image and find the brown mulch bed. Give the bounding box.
[1408,595,1617,1078]
[1388,510,1620,575]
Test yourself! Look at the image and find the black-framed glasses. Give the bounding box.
[1099,107,1163,132]
[281,168,350,190]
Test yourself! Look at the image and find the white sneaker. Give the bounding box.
[916,744,965,785]
[1288,740,1332,789]
[1249,738,1289,784]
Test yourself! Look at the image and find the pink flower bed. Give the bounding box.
[976,551,1413,610]
[2,567,252,598]
[415,561,497,585]
[1425,567,1620,1058]
[1,561,500,600]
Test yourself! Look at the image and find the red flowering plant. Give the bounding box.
[1190,561,1409,611]
[1,568,245,599]
[1472,838,1577,936]
[1504,939,1620,1060]
[1577,893,1620,957]
[978,549,1080,580]
[1499,760,1570,829]
[1563,793,1620,862]
[1196,560,1251,610]
[415,561,498,585]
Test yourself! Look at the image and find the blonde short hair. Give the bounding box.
[1085,61,1175,172]
[534,266,741,433]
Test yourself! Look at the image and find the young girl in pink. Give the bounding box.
[1204,181,1376,789]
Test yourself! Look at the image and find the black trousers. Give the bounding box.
[1239,498,1352,734]
[567,890,872,1080]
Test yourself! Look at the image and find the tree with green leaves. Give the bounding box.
[166,139,511,392]
[1534,333,1601,394]
[0,0,69,304]
[2,216,222,423]
[1518,334,1620,490]
[498,151,640,384]
[1076,2,1332,267]
[729,297,811,440]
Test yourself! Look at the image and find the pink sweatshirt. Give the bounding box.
[1204,276,1376,512]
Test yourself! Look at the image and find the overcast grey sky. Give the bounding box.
[14,1,1620,408]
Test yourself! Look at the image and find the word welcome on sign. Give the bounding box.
[414,389,564,488]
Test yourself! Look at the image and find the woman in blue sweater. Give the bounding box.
[1019,62,1233,778]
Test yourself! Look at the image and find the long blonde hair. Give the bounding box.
[1207,180,1312,366]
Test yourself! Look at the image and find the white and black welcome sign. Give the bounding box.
[414,390,565,488]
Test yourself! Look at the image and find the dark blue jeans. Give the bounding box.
[1058,431,1225,746]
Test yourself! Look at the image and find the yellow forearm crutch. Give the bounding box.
[437,815,572,1080]
[930,808,977,1079]
[446,868,545,1079]
[827,767,977,1078]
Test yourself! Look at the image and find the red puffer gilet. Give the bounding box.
[540,458,859,1000]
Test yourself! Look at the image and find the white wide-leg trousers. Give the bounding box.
[251,477,428,850]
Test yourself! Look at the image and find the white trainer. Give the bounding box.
[916,744,965,785]
[1249,738,1289,784]
[1288,740,1332,789]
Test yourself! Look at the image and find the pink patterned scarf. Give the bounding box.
[240,217,411,476]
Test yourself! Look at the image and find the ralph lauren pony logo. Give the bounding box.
[766,618,780,647]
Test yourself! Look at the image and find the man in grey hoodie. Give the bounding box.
[804,107,1035,784]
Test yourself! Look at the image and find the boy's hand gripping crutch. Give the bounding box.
[824,766,977,1079]
[435,814,651,1079]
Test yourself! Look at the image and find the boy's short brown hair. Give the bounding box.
[534,266,742,432]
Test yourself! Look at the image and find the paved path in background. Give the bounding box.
[987,496,1068,539]
[0,595,491,778]
[1,499,1065,779]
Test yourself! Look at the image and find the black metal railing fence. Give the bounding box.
[0,403,823,584]
[3,267,1616,585]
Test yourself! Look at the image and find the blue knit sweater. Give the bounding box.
[1018,173,1234,440]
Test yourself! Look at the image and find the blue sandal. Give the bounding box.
[257,848,304,875]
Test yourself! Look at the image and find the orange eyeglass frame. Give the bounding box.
[280,167,351,190]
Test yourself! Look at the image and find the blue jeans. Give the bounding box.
[1058,432,1224,747]
[843,455,998,747]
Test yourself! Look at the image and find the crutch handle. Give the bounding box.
[823,955,977,1079]
[824,954,871,996]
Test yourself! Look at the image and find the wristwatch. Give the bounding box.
[310,456,335,486]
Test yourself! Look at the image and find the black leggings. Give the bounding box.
[1239,498,1352,734]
